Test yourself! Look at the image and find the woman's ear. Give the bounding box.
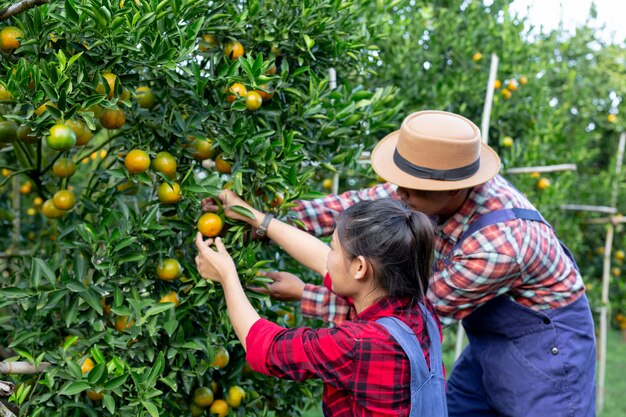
[352,255,369,280]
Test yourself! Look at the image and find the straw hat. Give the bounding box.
[371,110,501,191]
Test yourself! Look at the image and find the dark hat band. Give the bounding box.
[393,149,480,181]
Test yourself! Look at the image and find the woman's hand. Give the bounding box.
[201,189,261,225]
[195,233,238,284]
[249,271,306,301]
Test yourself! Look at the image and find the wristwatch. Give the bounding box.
[256,213,274,237]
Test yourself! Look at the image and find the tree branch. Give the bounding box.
[0,0,49,21]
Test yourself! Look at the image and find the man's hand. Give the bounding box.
[249,271,306,301]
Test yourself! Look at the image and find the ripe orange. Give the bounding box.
[607,114,617,123]
[214,154,232,174]
[198,33,218,51]
[65,119,93,146]
[536,177,551,190]
[322,178,333,189]
[519,75,528,85]
[210,346,229,369]
[17,125,38,144]
[0,120,18,143]
[193,386,215,408]
[209,399,230,417]
[493,79,501,89]
[506,80,518,91]
[0,84,12,101]
[225,83,247,103]
[19,181,32,194]
[152,151,177,178]
[501,89,512,99]
[86,390,104,401]
[530,171,540,179]
[0,26,25,52]
[255,84,274,102]
[33,197,43,206]
[190,137,215,160]
[35,101,57,116]
[472,52,483,62]
[615,250,625,262]
[611,267,621,278]
[81,357,95,374]
[245,91,263,111]
[159,291,180,307]
[266,64,277,75]
[224,40,244,60]
[157,182,182,204]
[124,149,151,174]
[116,181,139,195]
[501,136,514,147]
[269,192,284,208]
[197,212,224,237]
[96,72,118,99]
[99,108,126,129]
[156,258,181,281]
[226,385,246,408]
[47,124,77,151]
[53,190,76,210]
[136,86,156,109]
[115,315,134,332]
[42,199,65,219]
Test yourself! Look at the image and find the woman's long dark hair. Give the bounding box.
[335,198,435,301]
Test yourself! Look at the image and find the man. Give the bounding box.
[268,110,596,417]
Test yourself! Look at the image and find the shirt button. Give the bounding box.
[551,347,559,355]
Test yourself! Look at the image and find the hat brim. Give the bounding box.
[371,129,501,191]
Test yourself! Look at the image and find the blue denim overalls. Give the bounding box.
[441,209,596,417]
[377,302,448,416]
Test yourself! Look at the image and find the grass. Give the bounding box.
[302,328,626,417]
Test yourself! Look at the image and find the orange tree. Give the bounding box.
[0,1,402,416]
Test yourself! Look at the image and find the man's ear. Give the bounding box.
[353,255,369,281]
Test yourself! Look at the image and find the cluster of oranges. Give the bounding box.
[493,76,527,100]
[189,380,246,417]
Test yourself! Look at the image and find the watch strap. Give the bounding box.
[256,213,274,237]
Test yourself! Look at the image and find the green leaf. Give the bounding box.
[102,394,116,414]
[104,375,127,390]
[143,303,173,318]
[142,401,159,417]
[230,205,255,219]
[64,0,80,24]
[33,258,56,286]
[59,381,91,396]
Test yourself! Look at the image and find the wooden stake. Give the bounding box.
[480,54,499,144]
[0,361,49,375]
[505,163,577,174]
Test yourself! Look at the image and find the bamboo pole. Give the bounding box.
[0,361,49,375]
[505,163,577,174]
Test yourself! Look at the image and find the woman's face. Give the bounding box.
[326,230,355,296]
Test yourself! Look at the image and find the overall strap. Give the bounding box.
[418,303,444,378]
[376,316,429,384]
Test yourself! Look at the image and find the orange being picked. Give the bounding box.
[42,199,66,219]
[53,158,76,178]
[192,386,215,408]
[157,182,182,204]
[81,357,95,374]
[214,154,232,174]
[124,149,150,174]
[197,212,224,237]
[53,190,76,210]
[65,119,93,146]
[156,258,181,281]
[158,291,180,307]
[152,151,177,178]
[47,123,77,151]
[0,26,25,53]
[209,399,229,417]
[136,86,156,109]
[224,40,244,60]
[245,91,263,111]
[99,108,126,129]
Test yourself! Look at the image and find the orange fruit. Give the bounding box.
[116,181,139,195]
[17,125,38,143]
[136,86,156,109]
[493,79,501,89]
[507,80,518,91]
[34,101,57,116]
[152,151,177,178]
[266,64,277,75]
[214,154,232,174]
[224,40,244,60]
[536,177,551,190]
[210,346,229,369]
[225,83,247,103]
[33,196,43,206]
[245,91,263,111]
[501,89,511,99]
[193,386,215,408]
[270,44,281,56]
[46,124,76,151]
[99,108,126,129]
[157,182,182,204]
[0,120,18,143]
[86,390,104,401]
[255,84,274,102]
[190,137,215,160]
[472,52,483,62]
[322,178,333,189]
[124,149,151,174]
[209,399,229,417]
[65,119,93,146]
[190,403,205,417]
[519,76,528,85]
[226,385,246,408]
[608,114,617,123]
[197,212,224,237]
[156,258,181,281]
[53,190,76,210]
[158,291,180,307]
[502,136,514,147]
[0,26,24,52]
[115,315,134,332]
[42,199,66,219]
[611,267,621,278]
[198,33,218,51]
[19,181,32,194]
[615,250,625,262]
[81,357,95,374]
[96,72,118,99]
[0,84,12,101]
[269,192,284,208]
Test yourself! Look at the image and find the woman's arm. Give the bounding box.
[195,233,259,350]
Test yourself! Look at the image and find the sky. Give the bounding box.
[508,0,626,44]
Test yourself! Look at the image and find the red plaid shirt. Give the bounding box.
[246,295,442,417]
[294,175,585,326]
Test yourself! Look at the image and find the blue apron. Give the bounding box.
[377,303,448,417]
[440,209,596,417]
